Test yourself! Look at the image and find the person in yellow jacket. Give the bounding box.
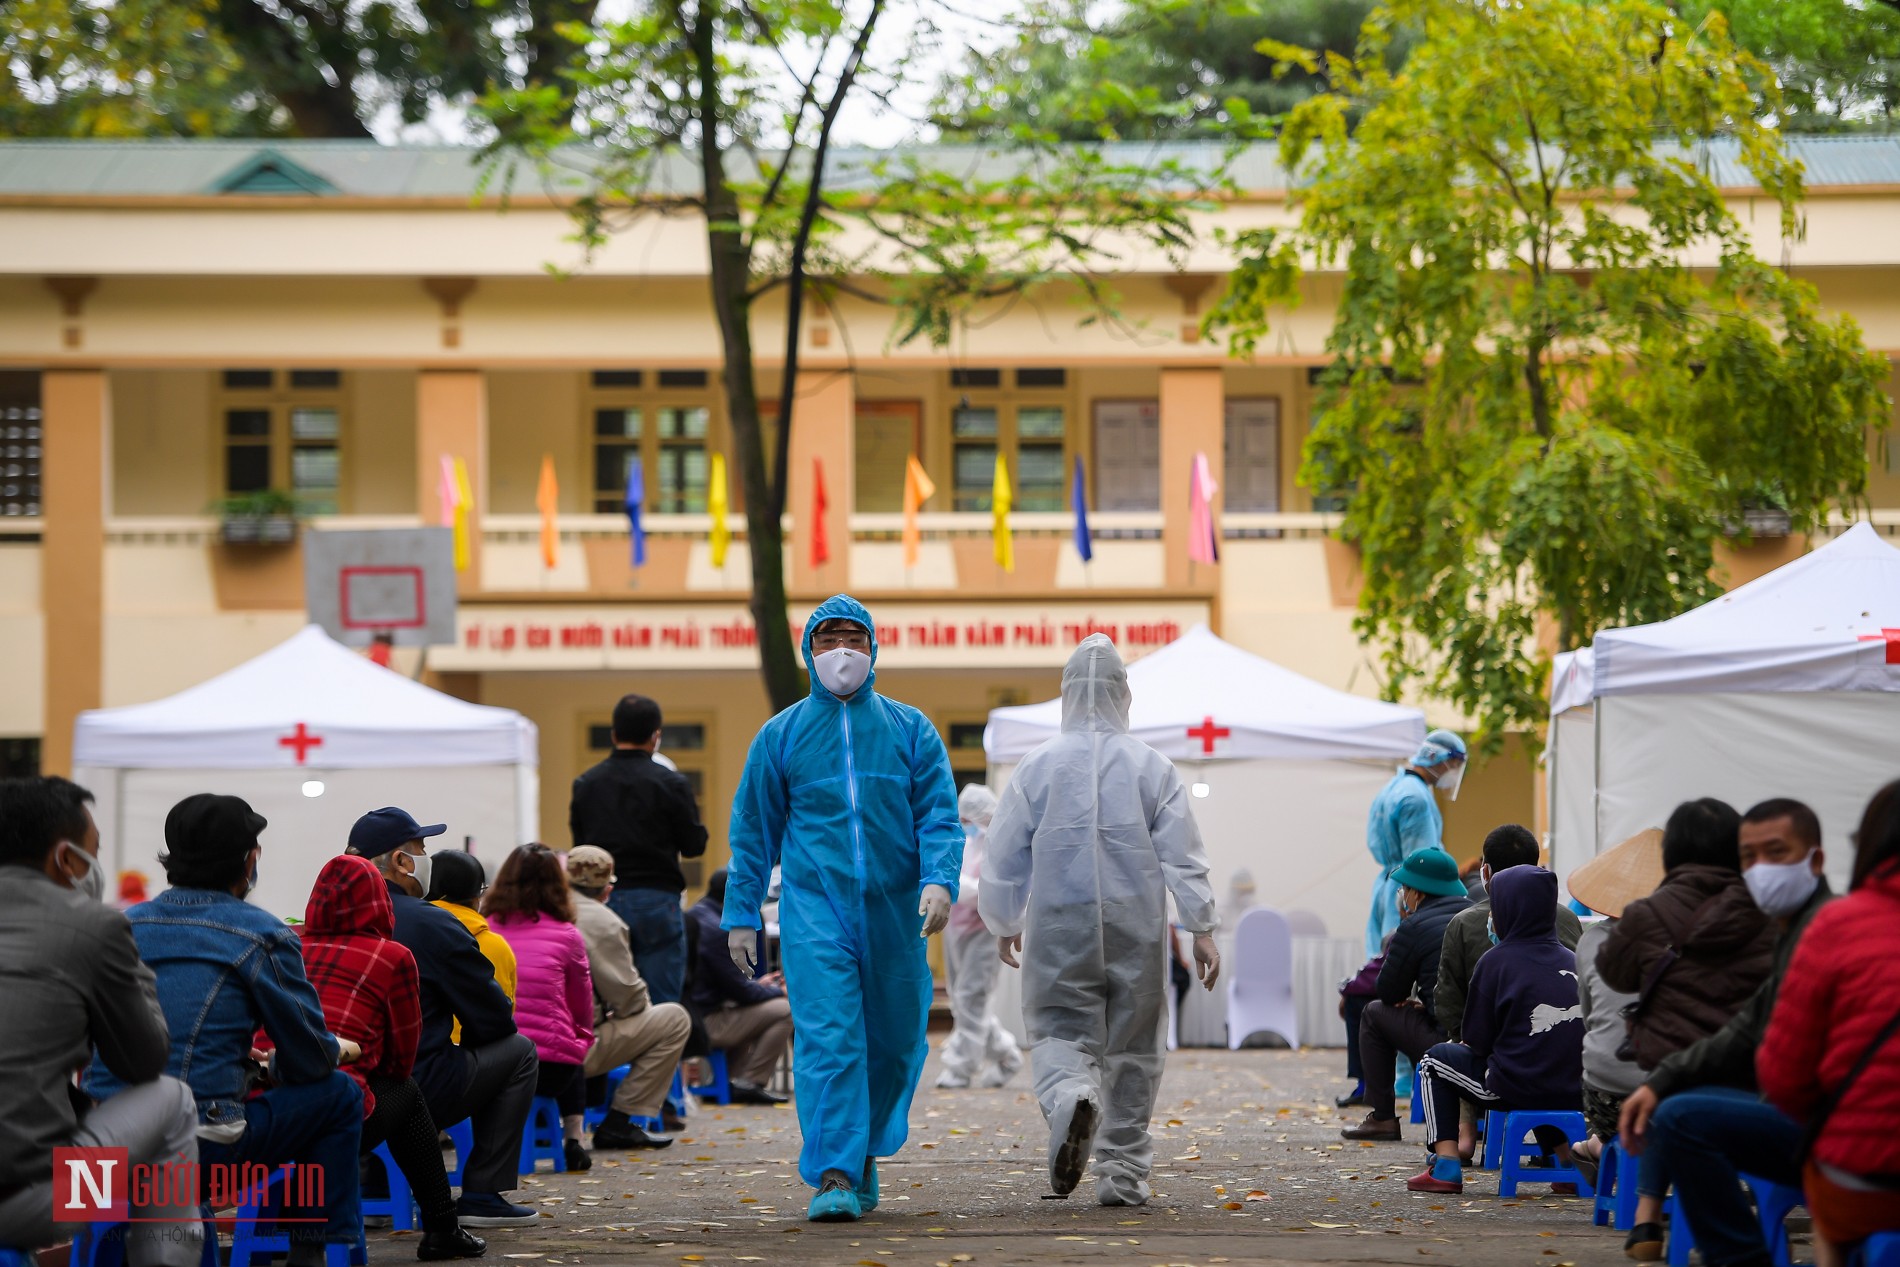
[427,850,517,1041]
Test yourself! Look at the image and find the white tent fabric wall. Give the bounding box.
[72,624,539,920]
[1546,523,1900,894]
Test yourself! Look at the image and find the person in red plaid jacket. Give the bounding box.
[287,855,486,1261]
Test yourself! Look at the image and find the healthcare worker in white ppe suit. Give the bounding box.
[935,783,1025,1089]
[980,634,1220,1206]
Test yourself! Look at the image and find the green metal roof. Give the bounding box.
[0,135,1895,199]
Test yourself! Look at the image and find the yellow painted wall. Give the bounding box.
[112,370,213,515]
[489,370,583,513]
[1439,734,1540,865]
[346,370,418,514]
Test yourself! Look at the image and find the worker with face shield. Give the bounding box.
[934,783,1025,1090]
[981,634,1220,1207]
[722,595,964,1223]
[1364,729,1467,957]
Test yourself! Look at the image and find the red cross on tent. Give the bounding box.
[1858,629,1900,665]
[1186,716,1230,755]
[279,722,324,764]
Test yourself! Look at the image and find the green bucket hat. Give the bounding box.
[1391,848,1467,899]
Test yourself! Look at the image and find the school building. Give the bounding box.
[2,136,1897,894]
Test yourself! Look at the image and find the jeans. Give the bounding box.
[199,1072,363,1246]
[607,887,687,1005]
[421,1033,537,1197]
[1638,1086,1801,1267]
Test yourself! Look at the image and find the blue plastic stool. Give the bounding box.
[690,1051,732,1105]
[1744,1174,1806,1267]
[1409,1065,1425,1125]
[518,1096,566,1174]
[228,1165,366,1267]
[583,1065,632,1131]
[72,1217,218,1267]
[1482,1110,1507,1170]
[444,1118,475,1188]
[0,1249,34,1267]
[1592,1139,1642,1231]
[1856,1230,1900,1266]
[1666,1190,1696,1267]
[1493,1111,1594,1198]
[360,1141,415,1231]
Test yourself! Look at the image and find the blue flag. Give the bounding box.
[624,454,646,568]
[1071,456,1093,563]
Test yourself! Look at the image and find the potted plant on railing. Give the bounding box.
[213,490,303,545]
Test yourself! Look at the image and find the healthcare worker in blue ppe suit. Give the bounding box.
[1364,729,1467,956]
[722,595,964,1223]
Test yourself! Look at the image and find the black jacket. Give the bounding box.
[385,880,517,1107]
[569,749,709,894]
[684,895,784,1013]
[1376,891,1472,1029]
[1647,878,1835,1100]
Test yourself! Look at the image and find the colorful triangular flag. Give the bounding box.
[624,454,646,569]
[992,452,1014,573]
[451,457,474,573]
[1072,456,1093,563]
[1188,451,1220,566]
[903,455,935,570]
[811,457,831,569]
[708,452,731,569]
[536,454,559,570]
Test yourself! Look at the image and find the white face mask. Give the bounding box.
[1744,850,1821,917]
[60,841,105,903]
[814,647,871,697]
[1435,761,1465,801]
[406,849,433,896]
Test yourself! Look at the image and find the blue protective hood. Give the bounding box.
[802,594,879,701]
[1489,864,1560,943]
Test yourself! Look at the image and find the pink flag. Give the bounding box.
[1188,452,1220,565]
[437,454,460,528]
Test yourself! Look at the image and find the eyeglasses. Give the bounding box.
[812,628,871,652]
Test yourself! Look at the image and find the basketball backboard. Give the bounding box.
[304,527,457,647]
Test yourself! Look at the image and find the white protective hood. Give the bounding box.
[73,624,537,768]
[1564,523,1900,706]
[984,624,1425,763]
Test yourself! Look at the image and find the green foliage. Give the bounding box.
[932,0,1397,141]
[1679,0,1900,130]
[1209,0,1893,745]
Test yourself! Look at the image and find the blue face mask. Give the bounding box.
[1486,915,1499,946]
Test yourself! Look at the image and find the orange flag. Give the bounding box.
[536,453,559,570]
[902,455,935,569]
[811,457,831,569]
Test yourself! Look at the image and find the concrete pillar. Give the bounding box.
[788,370,855,596]
[416,370,487,595]
[41,369,108,776]
[1160,366,1224,593]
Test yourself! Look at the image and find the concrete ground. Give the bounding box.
[362,1045,1785,1267]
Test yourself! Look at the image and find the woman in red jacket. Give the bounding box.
[299,855,485,1261]
[1758,780,1900,1267]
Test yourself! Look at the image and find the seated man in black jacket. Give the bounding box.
[1341,848,1472,1142]
[685,868,791,1105]
[347,807,540,1228]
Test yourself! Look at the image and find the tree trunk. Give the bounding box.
[693,3,805,713]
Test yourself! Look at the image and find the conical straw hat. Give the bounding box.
[1567,827,1665,918]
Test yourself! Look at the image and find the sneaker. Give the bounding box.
[1339,1111,1401,1142]
[563,1139,592,1172]
[1049,1096,1100,1197]
[1406,1158,1464,1195]
[1624,1221,1665,1262]
[454,1193,538,1227]
[593,1119,673,1150]
[808,1171,862,1223]
[1335,1082,1367,1109]
[855,1159,879,1213]
[416,1227,487,1261]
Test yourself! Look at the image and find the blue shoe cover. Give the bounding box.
[807,1186,862,1222]
[855,1160,879,1213]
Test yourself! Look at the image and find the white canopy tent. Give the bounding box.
[74,625,539,920]
[1548,523,1900,892]
[985,623,1426,952]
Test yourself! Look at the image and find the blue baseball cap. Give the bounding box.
[347,806,447,859]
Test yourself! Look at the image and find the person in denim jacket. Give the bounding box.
[86,794,363,1267]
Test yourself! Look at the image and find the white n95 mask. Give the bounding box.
[1744,851,1821,918]
[815,647,870,697]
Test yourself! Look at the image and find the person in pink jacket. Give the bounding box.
[486,844,596,1172]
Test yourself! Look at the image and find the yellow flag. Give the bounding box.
[536,454,559,570]
[903,455,935,569]
[451,457,474,573]
[992,452,1014,573]
[708,452,731,568]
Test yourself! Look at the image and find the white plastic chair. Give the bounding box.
[1282,909,1329,938]
[1226,906,1301,1050]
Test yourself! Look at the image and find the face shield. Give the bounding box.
[1435,759,1466,802]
